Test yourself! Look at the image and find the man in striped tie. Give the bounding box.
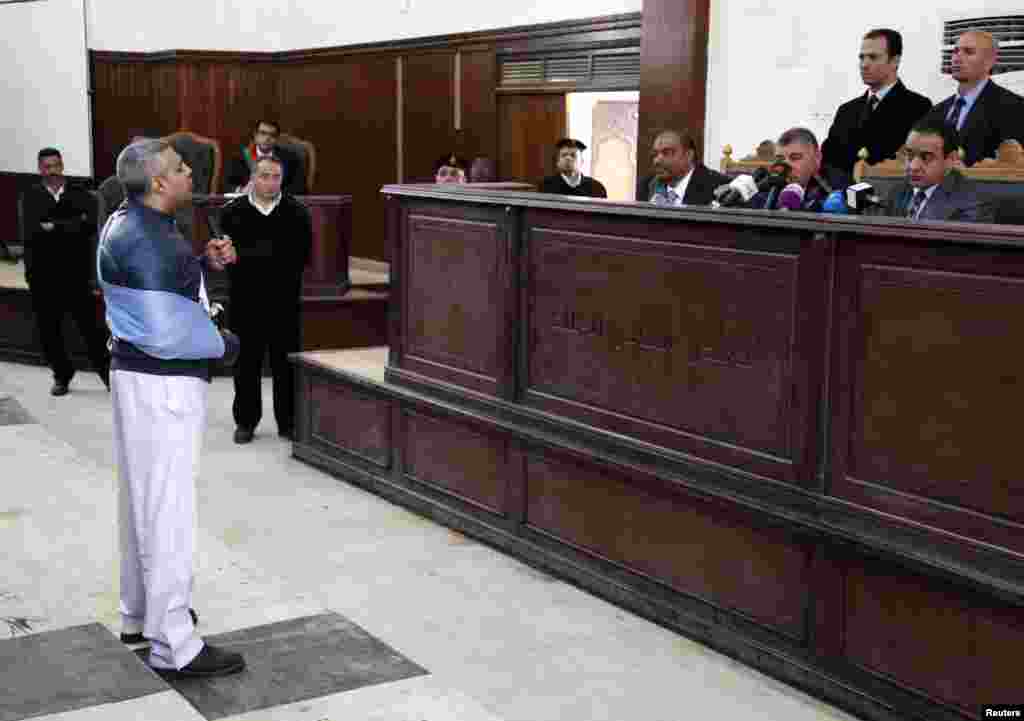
[882,119,993,223]
[925,30,1024,166]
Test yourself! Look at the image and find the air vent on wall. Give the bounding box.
[499,49,640,90]
[942,17,1024,75]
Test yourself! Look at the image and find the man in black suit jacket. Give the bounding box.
[225,119,307,195]
[635,128,729,205]
[21,147,110,395]
[883,119,994,222]
[822,29,932,174]
[925,30,1024,166]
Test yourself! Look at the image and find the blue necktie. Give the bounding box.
[906,190,926,220]
[947,97,966,131]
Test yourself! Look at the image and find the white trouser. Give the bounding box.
[112,370,206,670]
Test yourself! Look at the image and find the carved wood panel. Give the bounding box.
[832,249,1024,554]
[524,449,811,636]
[844,559,1024,715]
[527,227,797,458]
[310,377,391,468]
[403,409,508,515]
[404,213,505,392]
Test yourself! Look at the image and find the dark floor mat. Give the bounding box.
[136,611,428,720]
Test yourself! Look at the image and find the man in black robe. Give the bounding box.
[540,139,608,198]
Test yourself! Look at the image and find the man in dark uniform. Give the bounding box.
[220,154,313,443]
[225,119,307,195]
[21,147,110,396]
[821,29,932,174]
[540,139,608,197]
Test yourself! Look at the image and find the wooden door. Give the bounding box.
[497,93,566,186]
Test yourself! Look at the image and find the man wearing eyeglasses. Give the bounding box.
[883,119,993,222]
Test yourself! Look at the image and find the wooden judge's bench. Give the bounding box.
[290,184,1024,721]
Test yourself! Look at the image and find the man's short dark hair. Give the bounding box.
[38,147,62,162]
[910,118,960,156]
[254,154,284,170]
[864,28,903,59]
[254,119,281,136]
[654,128,699,161]
[434,153,467,174]
[777,127,819,149]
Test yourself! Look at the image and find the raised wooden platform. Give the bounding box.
[291,184,1024,721]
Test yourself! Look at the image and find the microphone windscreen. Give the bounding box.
[822,190,848,214]
[733,174,760,201]
[713,183,732,200]
[777,183,805,211]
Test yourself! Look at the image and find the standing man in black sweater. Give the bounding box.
[21,147,110,395]
[220,154,312,443]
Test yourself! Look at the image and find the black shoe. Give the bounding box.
[50,382,69,396]
[234,427,254,444]
[121,608,199,644]
[156,643,245,678]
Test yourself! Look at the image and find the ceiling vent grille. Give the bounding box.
[499,49,640,89]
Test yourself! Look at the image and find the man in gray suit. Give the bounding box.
[884,119,994,222]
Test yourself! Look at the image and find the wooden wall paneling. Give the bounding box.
[280,56,398,260]
[91,57,175,180]
[456,47,497,168]
[497,94,566,185]
[175,58,279,177]
[402,51,456,183]
[0,175,20,246]
[636,0,711,181]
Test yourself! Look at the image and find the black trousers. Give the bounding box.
[231,305,300,434]
[29,280,110,385]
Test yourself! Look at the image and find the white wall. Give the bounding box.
[705,0,1024,167]
[85,0,643,52]
[1,0,91,175]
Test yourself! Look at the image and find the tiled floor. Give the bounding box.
[0,360,861,721]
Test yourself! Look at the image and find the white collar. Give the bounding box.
[561,171,583,188]
[44,182,65,200]
[671,168,695,196]
[248,190,282,216]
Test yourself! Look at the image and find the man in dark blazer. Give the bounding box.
[925,30,1024,166]
[635,128,729,205]
[883,119,994,222]
[21,147,110,396]
[225,119,307,195]
[822,29,932,174]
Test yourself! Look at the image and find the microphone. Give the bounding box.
[776,183,805,211]
[206,211,224,239]
[714,169,765,207]
[822,190,848,214]
[845,182,883,213]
